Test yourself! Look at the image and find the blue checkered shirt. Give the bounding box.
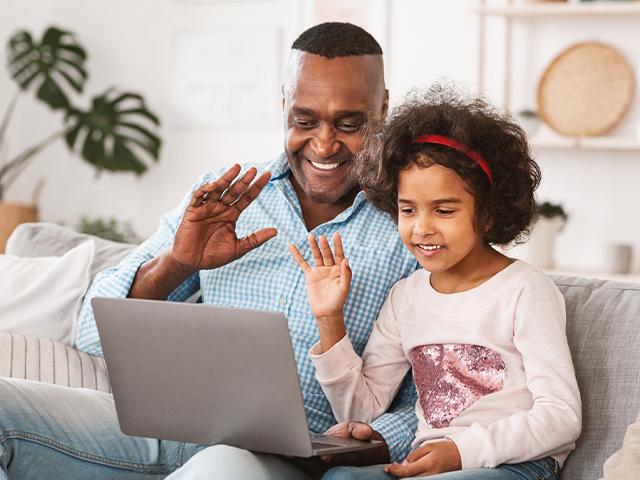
[77,154,419,461]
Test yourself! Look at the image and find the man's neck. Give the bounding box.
[289,173,358,231]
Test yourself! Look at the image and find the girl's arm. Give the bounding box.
[446,273,582,469]
[289,233,411,423]
[311,287,412,423]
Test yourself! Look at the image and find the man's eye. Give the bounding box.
[337,121,363,133]
[294,119,316,129]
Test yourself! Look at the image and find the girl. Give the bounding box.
[289,86,581,479]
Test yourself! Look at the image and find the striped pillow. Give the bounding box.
[0,332,111,393]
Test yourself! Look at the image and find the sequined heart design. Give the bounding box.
[410,344,506,429]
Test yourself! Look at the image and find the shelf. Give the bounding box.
[474,3,640,19]
[530,135,640,151]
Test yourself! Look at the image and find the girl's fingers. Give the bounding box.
[288,244,311,272]
[340,258,351,290]
[308,234,324,267]
[219,167,258,205]
[333,232,345,263]
[318,235,335,266]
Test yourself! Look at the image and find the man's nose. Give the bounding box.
[310,124,340,158]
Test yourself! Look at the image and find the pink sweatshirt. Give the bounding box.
[310,261,582,469]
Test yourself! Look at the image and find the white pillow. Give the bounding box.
[0,241,94,345]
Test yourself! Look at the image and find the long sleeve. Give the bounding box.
[74,172,217,356]
[446,274,582,469]
[311,283,415,460]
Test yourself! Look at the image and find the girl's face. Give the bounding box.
[397,163,487,275]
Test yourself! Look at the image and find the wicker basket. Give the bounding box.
[0,202,38,253]
[537,42,635,137]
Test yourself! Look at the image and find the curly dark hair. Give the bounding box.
[355,85,541,245]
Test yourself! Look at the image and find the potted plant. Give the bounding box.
[523,201,568,269]
[515,108,541,138]
[0,26,161,251]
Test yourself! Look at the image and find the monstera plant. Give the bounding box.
[0,26,161,200]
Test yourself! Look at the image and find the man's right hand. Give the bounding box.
[128,164,276,301]
[171,164,277,272]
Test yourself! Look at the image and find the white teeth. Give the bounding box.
[418,244,444,251]
[310,161,340,170]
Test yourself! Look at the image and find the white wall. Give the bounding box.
[1,0,639,272]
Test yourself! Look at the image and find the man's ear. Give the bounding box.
[382,89,389,118]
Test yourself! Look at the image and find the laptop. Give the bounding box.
[92,297,382,457]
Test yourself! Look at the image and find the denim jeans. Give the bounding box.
[321,457,559,480]
[0,378,315,480]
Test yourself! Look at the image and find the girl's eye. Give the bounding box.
[436,209,454,215]
[399,208,416,216]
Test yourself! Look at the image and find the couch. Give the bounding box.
[2,222,639,479]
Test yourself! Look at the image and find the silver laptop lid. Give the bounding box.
[92,297,315,457]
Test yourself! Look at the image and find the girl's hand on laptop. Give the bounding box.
[384,440,461,477]
[289,232,352,321]
[171,164,278,272]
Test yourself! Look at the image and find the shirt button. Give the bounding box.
[279,297,287,305]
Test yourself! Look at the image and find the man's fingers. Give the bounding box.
[308,234,324,267]
[236,227,277,258]
[219,167,258,205]
[323,422,349,438]
[349,422,373,440]
[231,171,271,213]
[190,164,242,206]
[289,244,311,273]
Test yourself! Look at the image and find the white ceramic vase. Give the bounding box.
[506,216,564,269]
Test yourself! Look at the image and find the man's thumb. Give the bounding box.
[350,422,373,440]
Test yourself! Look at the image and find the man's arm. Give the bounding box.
[77,164,277,356]
[76,192,202,356]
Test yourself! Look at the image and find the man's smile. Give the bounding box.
[304,156,350,173]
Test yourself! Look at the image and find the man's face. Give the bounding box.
[283,52,387,205]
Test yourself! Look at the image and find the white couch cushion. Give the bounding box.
[0,241,94,345]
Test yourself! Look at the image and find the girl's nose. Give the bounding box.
[414,216,436,237]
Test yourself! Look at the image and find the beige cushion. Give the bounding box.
[0,332,110,393]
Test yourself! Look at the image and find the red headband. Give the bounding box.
[412,134,493,184]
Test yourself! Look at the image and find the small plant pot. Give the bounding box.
[503,216,564,269]
[0,202,38,253]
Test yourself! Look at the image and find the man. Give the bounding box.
[0,23,418,479]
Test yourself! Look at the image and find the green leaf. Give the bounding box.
[6,26,88,110]
[36,77,69,109]
[116,108,160,125]
[64,88,162,174]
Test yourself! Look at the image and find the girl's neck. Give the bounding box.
[429,245,513,294]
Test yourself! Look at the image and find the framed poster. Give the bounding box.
[170,27,281,129]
